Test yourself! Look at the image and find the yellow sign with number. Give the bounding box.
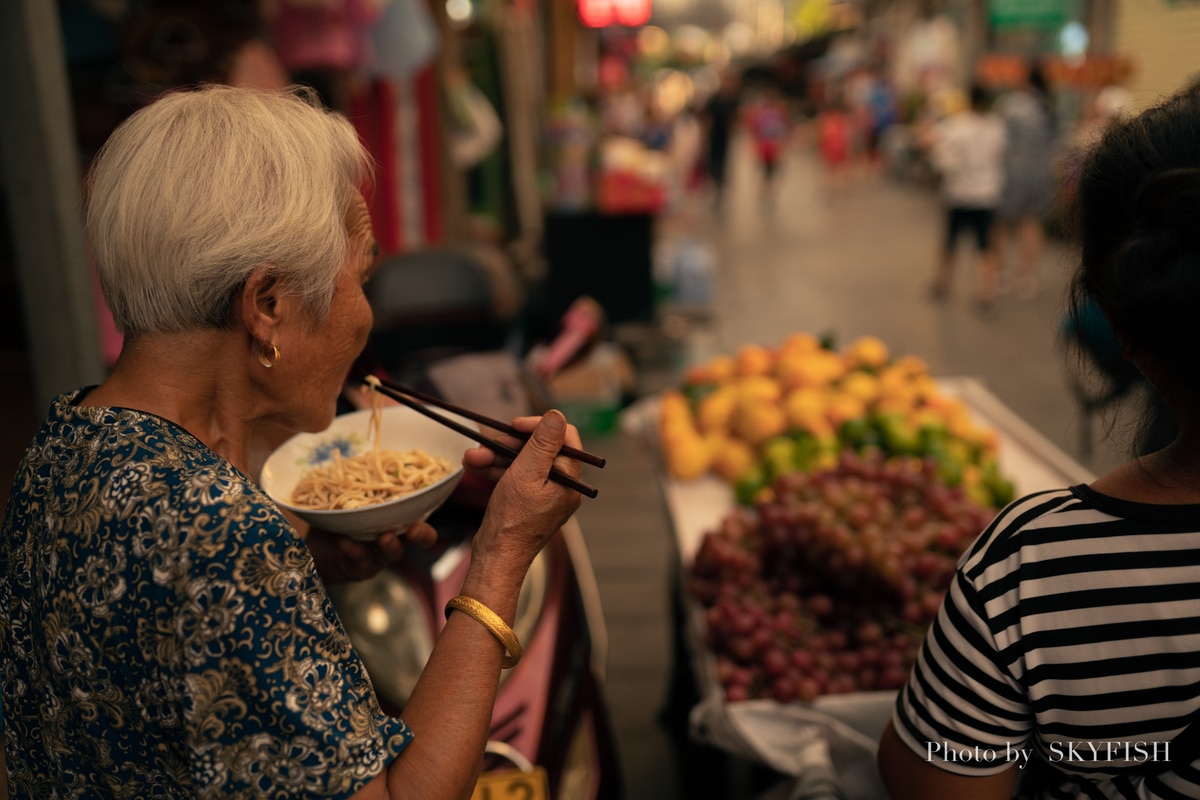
[470,766,550,800]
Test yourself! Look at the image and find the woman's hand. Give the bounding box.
[306,521,438,585]
[463,410,584,572]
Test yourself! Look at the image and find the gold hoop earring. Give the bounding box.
[258,343,280,368]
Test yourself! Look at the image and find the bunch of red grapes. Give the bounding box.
[688,450,997,704]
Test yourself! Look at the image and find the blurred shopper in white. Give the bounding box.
[926,84,1007,309]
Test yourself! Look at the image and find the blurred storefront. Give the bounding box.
[932,0,1199,115]
[1109,0,1200,107]
[6,0,1200,457]
[0,0,707,496]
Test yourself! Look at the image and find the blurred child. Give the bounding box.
[744,86,791,206]
[817,99,852,195]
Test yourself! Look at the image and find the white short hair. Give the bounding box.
[85,84,373,336]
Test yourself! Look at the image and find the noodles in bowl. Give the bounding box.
[290,446,452,510]
[260,397,478,540]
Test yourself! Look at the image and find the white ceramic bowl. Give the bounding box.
[260,405,478,540]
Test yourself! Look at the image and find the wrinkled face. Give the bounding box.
[281,195,379,432]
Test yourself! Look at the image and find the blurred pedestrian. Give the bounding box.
[994,60,1060,299]
[816,97,853,196]
[926,83,1007,309]
[668,101,705,203]
[641,95,673,152]
[863,67,899,174]
[700,69,742,211]
[744,85,791,208]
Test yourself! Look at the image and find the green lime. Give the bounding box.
[734,466,768,506]
[762,437,798,482]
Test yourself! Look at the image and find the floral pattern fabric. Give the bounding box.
[0,389,412,798]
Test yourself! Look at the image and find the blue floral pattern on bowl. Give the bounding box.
[296,434,365,467]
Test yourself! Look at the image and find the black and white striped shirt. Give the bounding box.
[891,486,1200,798]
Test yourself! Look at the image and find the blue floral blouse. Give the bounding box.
[0,389,412,798]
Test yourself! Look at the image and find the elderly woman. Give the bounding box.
[0,84,583,798]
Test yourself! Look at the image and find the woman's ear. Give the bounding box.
[240,268,282,343]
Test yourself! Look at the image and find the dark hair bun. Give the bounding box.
[1104,168,1200,360]
[1072,82,1200,385]
[1131,168,1200,233]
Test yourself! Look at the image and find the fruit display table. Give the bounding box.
[623,376,1094,799]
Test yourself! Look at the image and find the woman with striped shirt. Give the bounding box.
[876,80,1200,799]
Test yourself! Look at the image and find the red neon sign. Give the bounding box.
[578,0,651,27]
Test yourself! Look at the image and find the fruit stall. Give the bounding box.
[624,332,1094,798]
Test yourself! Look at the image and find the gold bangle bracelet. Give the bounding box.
[445,595,523,669]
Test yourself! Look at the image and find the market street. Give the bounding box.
[574,125,1140,799]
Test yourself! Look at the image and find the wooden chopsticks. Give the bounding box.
[360,376,602,499]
